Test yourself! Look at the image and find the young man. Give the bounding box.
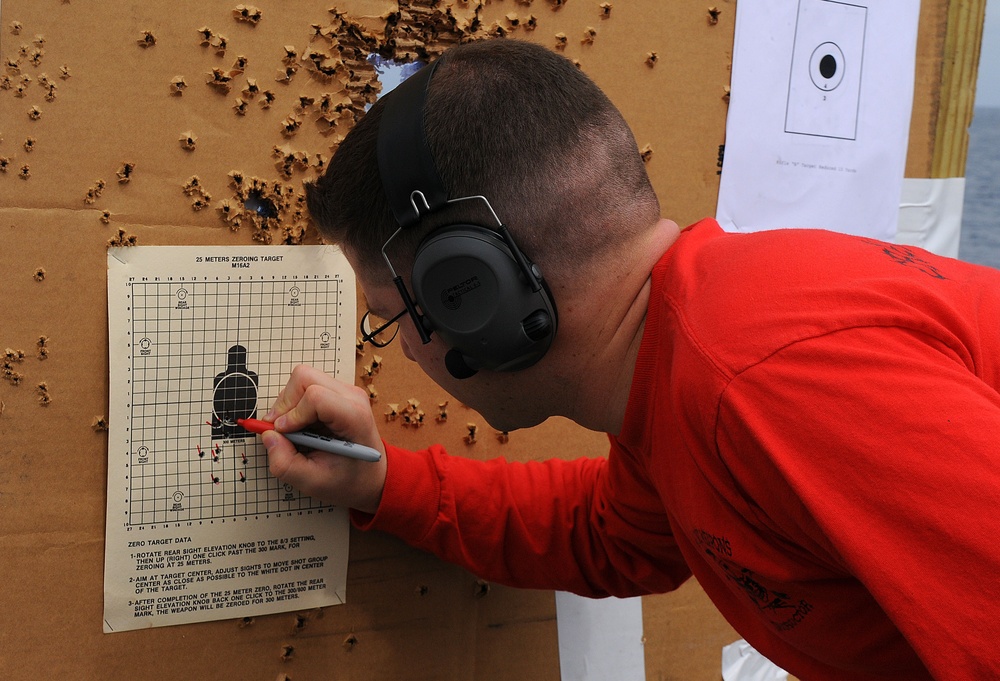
[262,38,1000,680]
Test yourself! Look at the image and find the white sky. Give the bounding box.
[977,0,1000,107]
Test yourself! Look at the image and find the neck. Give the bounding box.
[546,218,680,434]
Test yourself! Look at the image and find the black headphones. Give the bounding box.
[375,59,558,380]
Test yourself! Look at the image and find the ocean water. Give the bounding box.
[957,107,1000,269]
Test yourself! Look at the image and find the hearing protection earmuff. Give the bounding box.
[375,59,558,380]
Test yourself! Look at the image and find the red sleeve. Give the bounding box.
[718,326,1000,680]
[351,441,690,597]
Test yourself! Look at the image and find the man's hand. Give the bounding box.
[262,364,387,514]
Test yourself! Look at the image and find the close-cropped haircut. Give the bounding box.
[306,38,659,283]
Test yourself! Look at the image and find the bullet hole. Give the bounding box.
[400,399,425,427]
[85,179,106,204]
[170,76,187,95]
[554,32,567,50]
[217,199,236,223]
[292,613,306,633]
[37,336,48,360]
[435,401,449,423]
[238,616,255,628]
[207,68,234,93]
[19,164,30,179]
[272,145,309,178]
[0,157,9,172]
[101,210,112,224]
[179,132,197,150]
[23,136,35,152]
[361,354,382,383]
[280,644,295,661]
[244,188,277,219]
[137,30,157,47]
[384,403,399,421]
[238,80,258,101]
[342,634,358,652]
[496,431,510,444]
[717,144,726,176]
[233,5,263,25]
[182,175,203,195]
[524,14,538,30]
[707,6,722,25]
[107,228,138,248]
[92,415,109,432]
[474,580,491,598]
[117,162,135,184]
[581,27,597,44]
[36,381,51,406]
[33,267,45,281]
[640,144,653,163]
[275,65,298,84]
[489,22,509,38]
[600,3,613,18]
[312,152,328,174]
[2,349,25,385]
[646,51,658,68]
[415,584,429,596]
[59,64,71,79]
[464,423,478,445]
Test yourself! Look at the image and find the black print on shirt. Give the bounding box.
[694,528,814,632]
[859,239,948,280]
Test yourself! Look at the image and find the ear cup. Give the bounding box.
[411,226,556,373]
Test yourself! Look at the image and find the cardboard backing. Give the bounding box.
[0,0,972,678]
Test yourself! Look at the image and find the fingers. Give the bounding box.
[261,364,387,513]
[274,383,376,450]
[263,429,387,514]
[265,364,340,422]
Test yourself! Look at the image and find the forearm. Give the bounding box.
[351,442,690,597]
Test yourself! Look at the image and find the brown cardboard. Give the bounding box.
[0,0,972,679]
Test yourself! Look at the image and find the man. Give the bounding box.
[262,38,1000,680]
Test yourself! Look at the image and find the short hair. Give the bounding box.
[305,38,659,284]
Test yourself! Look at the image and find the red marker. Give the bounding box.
[237,418,381,462]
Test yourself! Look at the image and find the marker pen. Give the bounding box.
[237,417,382,463]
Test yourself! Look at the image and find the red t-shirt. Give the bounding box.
[355,219,1000,680]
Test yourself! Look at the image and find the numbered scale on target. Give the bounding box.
[121,273,348,528]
